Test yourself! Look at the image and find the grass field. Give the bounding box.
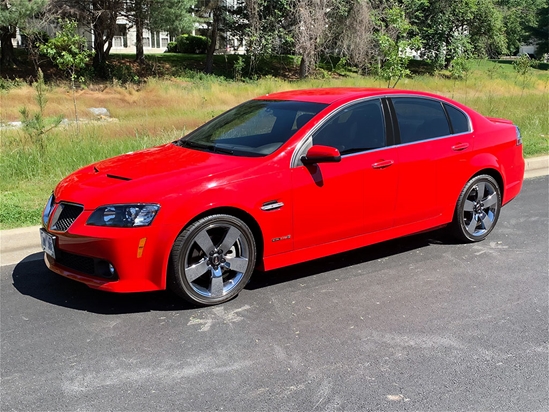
[1,58,548,229]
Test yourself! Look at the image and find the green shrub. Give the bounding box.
[166,41,177,53]
[176,34,210,54]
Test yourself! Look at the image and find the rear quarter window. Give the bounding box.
[444,104,471,134]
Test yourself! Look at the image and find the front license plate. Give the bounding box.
[40,229,56,259]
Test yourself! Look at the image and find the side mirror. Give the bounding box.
[301,145,341,165]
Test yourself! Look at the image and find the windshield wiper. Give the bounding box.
[212,146,234,155]
[174,140,212,150]
[175,140,234,155]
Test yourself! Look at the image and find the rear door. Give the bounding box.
[389,97,474,227]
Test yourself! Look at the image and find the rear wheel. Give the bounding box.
[451,174,501,242]
[169,214,256,306]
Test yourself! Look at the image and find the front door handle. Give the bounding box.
[372,159,394,169]
[452,142,469,151]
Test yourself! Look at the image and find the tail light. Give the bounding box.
[515,126,522,146]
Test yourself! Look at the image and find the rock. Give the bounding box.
[88,107,111,117]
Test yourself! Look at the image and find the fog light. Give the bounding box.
[109,264,116,276]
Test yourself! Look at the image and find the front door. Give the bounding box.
[292,98,397,250]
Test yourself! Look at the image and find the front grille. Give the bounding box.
[51,203,84,231]
[55,250,118,280]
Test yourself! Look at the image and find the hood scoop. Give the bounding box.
[106,173,132,181]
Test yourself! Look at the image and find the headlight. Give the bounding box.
[87,204,160,227]
[42,194,55,227]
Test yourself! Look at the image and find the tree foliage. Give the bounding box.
[0,0,47,66]
[2,0,546,78]
[122,0,194,64]
[374,5,422,87]
[40,19,93,126]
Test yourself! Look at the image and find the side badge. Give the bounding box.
[261,201,284,211]
[272,235,291,243]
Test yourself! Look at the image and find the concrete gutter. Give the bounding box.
[524,155,549,179]
[1,155,548,267]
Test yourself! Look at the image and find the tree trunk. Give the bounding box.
[205,7,221,74]
[135,16,145,65]
[299,54,307,79]
[0,26,16,67]
[93,27,106,69]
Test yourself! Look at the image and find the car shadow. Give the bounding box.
[246,228,457,290]
[12,253,194,314]
[11,229,457,314]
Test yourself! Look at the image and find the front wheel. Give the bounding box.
[451,174,502,242]
[169,214,257,306]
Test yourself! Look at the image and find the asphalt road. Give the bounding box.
[1,176,548,412]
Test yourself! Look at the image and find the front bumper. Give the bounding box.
[41,215,171,293]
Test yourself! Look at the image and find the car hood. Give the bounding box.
[54,143,257,209]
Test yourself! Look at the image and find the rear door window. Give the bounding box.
[391,98,451,144]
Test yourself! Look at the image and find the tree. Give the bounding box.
[19,69,63,153]
[374,5,422,87]
[234,0,294,75]
[0,0,46,66]
[497,0,545,55]
[469,0,507,58]
[294,0,329,78]
[336,0,376,73]
[40,19,94,128]
[198,0,227,74]
[527,0,549,55]
[122,0,194,65]
[49,0,124,71]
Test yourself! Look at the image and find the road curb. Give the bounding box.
[1,155,548,267]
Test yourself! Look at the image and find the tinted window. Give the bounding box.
[392,98,451,144]
[445,104,470,134]
[175,100,327,156]
[312,99,385,155]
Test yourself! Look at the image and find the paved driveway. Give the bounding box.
[1,176,547,411]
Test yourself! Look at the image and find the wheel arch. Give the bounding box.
[470,168,504,200]
[179,206,265,270]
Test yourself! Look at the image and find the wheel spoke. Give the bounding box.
[479,211,494,231]
[219,226,241,252]
[463,199,475,212]
[225,256,249,273]
[467,214,478,233]
[185,260,209,282]
[210,272,224,298]
[475,182,485,202]
[483,192,497,208]
[194,229,216,254]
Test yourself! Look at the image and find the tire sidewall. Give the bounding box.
[456,175,502,242]
[171,214,256,306]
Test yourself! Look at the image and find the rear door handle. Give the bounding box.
[372,160,394,169]
[452,142,469,151]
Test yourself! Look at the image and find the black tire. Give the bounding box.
[168,214,256,306]
[451,174,502,243]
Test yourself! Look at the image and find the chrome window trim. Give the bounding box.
[290,94,474,168]
[390,130,473,149]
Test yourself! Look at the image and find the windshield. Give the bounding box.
[174,100,327,156]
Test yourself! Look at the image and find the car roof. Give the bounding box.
[254,87,454,105]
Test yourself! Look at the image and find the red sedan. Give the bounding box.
[40,88,524,306]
